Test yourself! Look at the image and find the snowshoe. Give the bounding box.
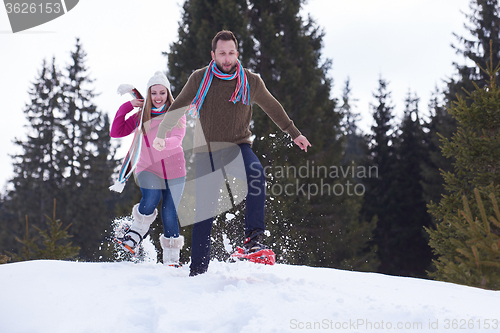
[113,226,150,256]
[166,262,183,268]
[230,246,276,265]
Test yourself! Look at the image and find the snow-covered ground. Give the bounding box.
[1,258,499,333]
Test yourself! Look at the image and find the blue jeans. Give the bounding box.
[136,171,185,238]
[190,143,266,272]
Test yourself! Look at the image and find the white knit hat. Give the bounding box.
[147,70,171,92]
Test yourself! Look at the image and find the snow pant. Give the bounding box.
[136,171,185,238]
[190,143,266,273]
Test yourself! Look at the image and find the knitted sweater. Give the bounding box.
[156,66,302,147]
[110,101,186,180]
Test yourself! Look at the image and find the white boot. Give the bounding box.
[120,204,157,254]
[160,235,184,267]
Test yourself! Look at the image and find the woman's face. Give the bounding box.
[150,84,168,108]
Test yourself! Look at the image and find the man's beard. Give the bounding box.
[215,61,237,73]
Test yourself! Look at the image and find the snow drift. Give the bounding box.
[0,259,498,333]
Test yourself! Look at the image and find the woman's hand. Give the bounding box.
[131,99,144,108]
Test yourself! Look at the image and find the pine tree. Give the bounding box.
[424,0,500,213]
[421,88,456,207]
[0,254,10,264]
[7,200,80,262]
[59,38,103,184]
[430,187,500,289]
[337,79,375,270]
[57,38,117,260]
[427,52,500,287]
[2,58,64,253]
[339,78,367,167]
[388,91,433,277]
[362,78,396,265]
[8,216,38,261]
[165,0,253,95]
[447,0,500,104]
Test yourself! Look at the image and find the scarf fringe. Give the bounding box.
[117,84,144,100]
[109,181,126,193]
[117,84,134,96]
[110,84,145,192]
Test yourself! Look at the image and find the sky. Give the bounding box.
[0,0,472,193]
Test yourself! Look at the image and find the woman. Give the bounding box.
[110,71,186,266]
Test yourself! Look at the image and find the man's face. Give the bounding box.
[211,39,239,73]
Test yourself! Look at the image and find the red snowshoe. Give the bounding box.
[230,246,276,265]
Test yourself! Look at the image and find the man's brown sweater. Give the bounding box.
[156,66,302,146]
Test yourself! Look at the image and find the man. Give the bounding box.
[154,30,310,276]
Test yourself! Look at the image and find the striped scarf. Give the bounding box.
[109,104,169,193]
[151,103,167,117]
[187,59,250,118]
[109,111,143,193]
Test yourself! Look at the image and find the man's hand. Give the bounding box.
[153,137,165,151]
[294,135,311,152]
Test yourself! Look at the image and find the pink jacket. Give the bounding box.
[110,101,186,180]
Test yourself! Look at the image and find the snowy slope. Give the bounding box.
[0,260,499,333]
